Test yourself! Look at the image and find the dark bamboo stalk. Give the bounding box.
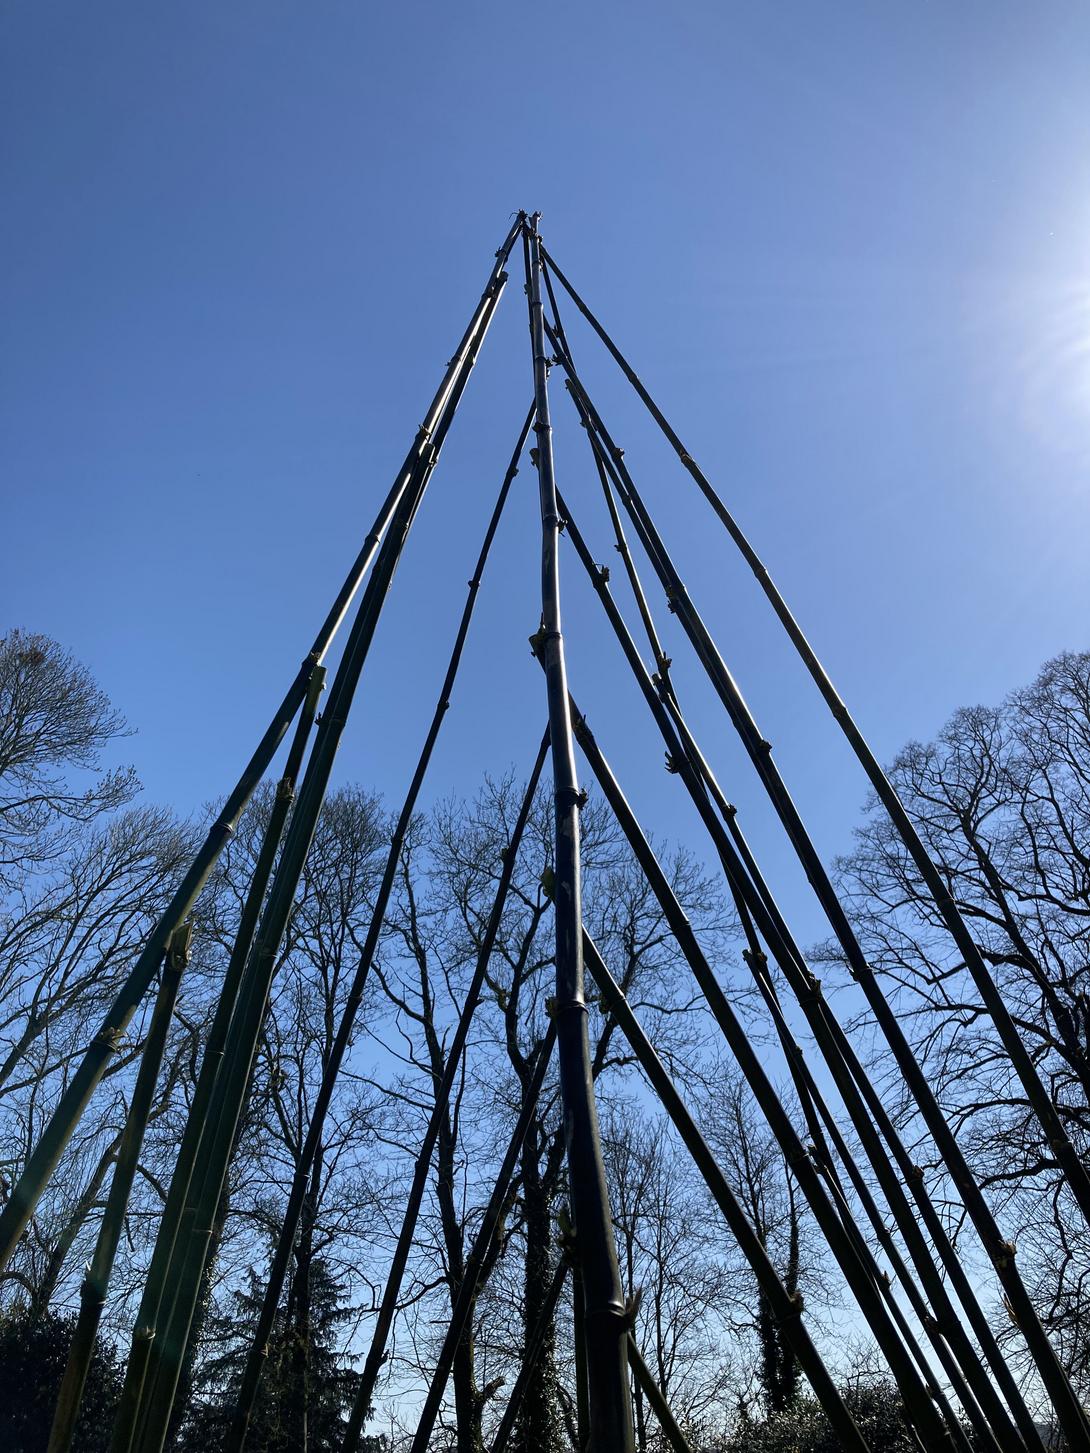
[489,1257,570,1453]
[577,929,870,1453]
[107,668,325,1453]
[46,924,192,1453]
[117,232,516,1453]
[567,700,967,1449]
[548,350,1088,1449]
[523,211,634,1453]
[556,490,1038,1453]
[339,728,549,1453]
[679,715,1036,1453]
[407,1025,558,1453]
[632,643,1009,1453]
[540,242,1090,1229]
[230,409,537,1453]
[742,942,999,1453]
[545,316,970,1446]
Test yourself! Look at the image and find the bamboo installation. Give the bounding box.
[8,212,1090,1453]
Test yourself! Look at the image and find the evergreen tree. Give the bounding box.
[177,1256,375,1453]
[0,1306,121,1453]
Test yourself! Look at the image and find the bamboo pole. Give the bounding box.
[229,409,537,1453]
[555,434,987,1450]
[123,464,430,1453]
[740,937,995,1453]
[540,242,1090,1232]
[547,344,1089,1447]
[46,923,193,1453]
[659,689,1035,1453]
[115,227,517,1453]
[564,699,960,1450]
[0,670,311,1273]
[407,1025,558,1453]
[522,210,634,1453]
[555,489,1039,1453]
[106,667,325,1453]
[339,727,549,1453]
[545,381,1017,1453]
[577,928,870,1453]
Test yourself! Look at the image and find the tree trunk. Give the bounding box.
[515,1121,562,1453]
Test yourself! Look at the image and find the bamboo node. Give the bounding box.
[167,921,194,972]
[622,1287,643,1331]
[79,1280,106,1310]
[555,785,587,810]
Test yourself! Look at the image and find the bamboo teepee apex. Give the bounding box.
[10,213,1088,1453]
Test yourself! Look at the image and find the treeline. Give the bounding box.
[1,627,1087,1451]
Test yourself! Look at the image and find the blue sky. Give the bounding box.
[4,2,1090,948]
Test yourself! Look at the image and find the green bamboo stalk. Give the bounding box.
[46,923,193,1453]
[556,488,1037,1453]
[571,1254,590,1453]
[550,346,1088,1447]
[407,1024,558,1453]
[0,672,309,1274]
[224,410,538,1453]
[0,217,523,1286]
[541,241,1090,1229]
[523,209,635,1453]
[127,470,427,1453]
[119,225,518,1453]
[739,935,995,1453]
[107,667,325,1453]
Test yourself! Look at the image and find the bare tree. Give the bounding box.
[832,649,1090,1398]
[0,631,198,1317]
[0,630,137,888]
[381,770,729,1453]
[177,782,388,1448]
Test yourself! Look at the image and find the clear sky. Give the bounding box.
[4,2,1090,948]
